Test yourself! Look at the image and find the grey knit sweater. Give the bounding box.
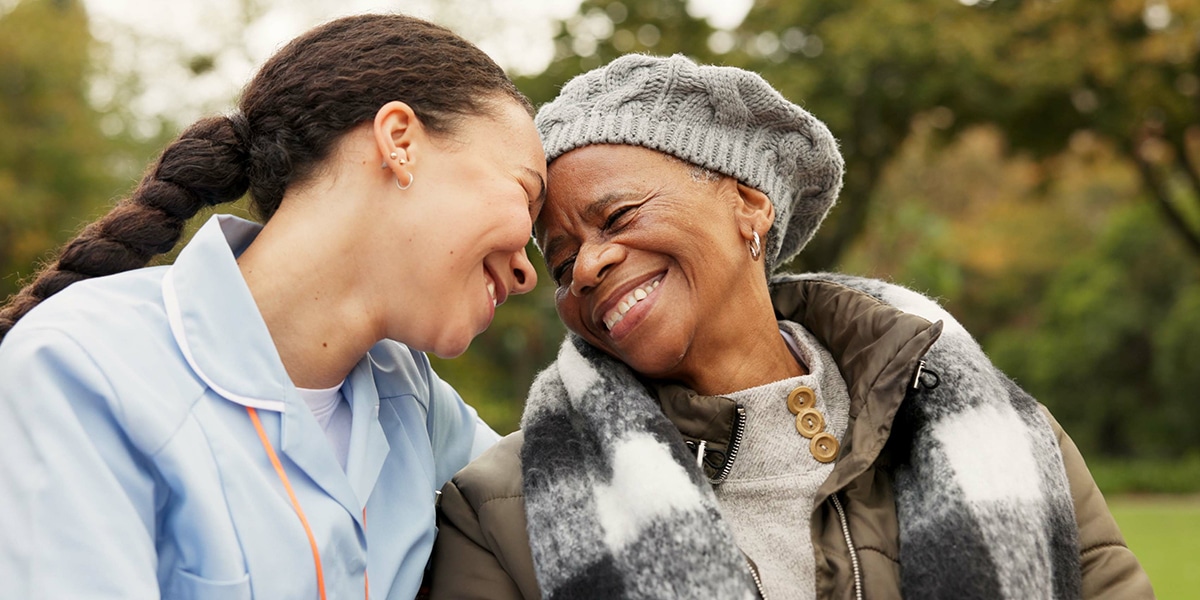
[715,320,852,600]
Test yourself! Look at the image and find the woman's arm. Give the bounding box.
[1041,406,1155,598]
[0,328,159,598]
[430,480,526,599]
[428,432,539,600]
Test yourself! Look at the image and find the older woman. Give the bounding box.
[429,54,1151,599]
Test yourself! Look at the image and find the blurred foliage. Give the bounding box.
[0,0,131,299]
[1092,455,1200,495]
[2,0,1198,454]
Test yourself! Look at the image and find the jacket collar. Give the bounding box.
[651,277,943,484]
[163,215,292,411]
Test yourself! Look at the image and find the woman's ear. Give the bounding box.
[373,101,423,175]
[734,182,775,240]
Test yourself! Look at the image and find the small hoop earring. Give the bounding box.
[395,171,415,191]
[749,231,762,260]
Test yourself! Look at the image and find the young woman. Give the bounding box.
[429,54,1151,599]
[0,13,546,599]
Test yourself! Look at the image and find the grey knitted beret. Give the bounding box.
[536,53,844,272]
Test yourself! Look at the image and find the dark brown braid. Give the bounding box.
[0,14,530,340]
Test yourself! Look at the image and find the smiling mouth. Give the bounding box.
[484,266,508,308]
[602,278,660,331]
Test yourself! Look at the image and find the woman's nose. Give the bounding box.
[509,245,538,296]
[569,241,624,297]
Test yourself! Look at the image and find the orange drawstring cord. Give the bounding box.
[363,507,369,600]
[247,407,328,600]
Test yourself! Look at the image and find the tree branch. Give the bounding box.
[1131,146,1200,259]
[1169,131,1200,207]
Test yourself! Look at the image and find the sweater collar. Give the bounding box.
[650,277,942,481]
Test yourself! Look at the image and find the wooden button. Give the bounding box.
[786,386,816,414]
[795,407,825,438]
[811,432,839,463]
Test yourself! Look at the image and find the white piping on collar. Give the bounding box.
[163,266,287,412]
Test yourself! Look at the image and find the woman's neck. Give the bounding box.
[668,289,806,396]
[237,199,384,389]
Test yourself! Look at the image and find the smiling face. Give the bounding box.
[536,144,775,383]
[393,99,546,358]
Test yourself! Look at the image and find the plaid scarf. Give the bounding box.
[520,274,1081,599]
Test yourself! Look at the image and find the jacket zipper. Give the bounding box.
[746,555,769,599]
[710,405,747,485]
[829,494,863,600]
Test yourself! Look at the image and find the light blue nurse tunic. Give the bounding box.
[0,215,499,599]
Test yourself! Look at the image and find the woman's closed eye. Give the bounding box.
[552,256,576,286]
[603,204,637,231]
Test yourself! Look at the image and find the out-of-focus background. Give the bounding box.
[2,0,1197,593]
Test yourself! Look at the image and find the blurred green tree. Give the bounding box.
[965,0,1200,259]
[842,122,1200,458]
[736,0,1199,268]
[0,0,128,300]
[515,0,718,106]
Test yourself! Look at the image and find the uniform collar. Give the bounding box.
[162,214,292,411]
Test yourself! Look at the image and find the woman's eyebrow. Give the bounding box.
[522,167,547,212]
[583,191,641,221]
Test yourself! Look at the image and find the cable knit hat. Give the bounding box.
[536,54,844,272]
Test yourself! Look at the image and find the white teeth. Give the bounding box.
[487,281,495,300]
[602,279,661,331]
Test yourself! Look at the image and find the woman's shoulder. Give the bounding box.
[12,267,171,341]
[447,430,526,507]
[3,267,178,377]
[0,267,206,453]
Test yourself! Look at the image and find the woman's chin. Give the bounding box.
[606,344,686,382]
[429,334,473,360]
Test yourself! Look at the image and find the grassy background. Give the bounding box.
[1108,494,1200,598]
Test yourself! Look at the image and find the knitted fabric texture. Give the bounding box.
[520,274,1082,600]
[534,54,844,272]
[714,320,851,599]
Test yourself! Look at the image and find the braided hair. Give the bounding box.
[0,14,530,339]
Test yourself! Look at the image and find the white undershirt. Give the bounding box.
[296,381,352,471]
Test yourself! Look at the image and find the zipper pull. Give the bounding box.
[912,360,925,389]
[912,359,940,390]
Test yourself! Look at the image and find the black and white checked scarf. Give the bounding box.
[520,274,1082,599]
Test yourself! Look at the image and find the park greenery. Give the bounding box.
[2,0,1198,471]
